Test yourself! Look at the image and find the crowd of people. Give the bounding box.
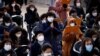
[0,0,100,56]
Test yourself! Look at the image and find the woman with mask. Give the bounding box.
[80,38,99,56]
[0,39,17,56]
[9,26,29,56]
[25,4,39,37]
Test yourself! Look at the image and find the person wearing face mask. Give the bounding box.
[73,0,85,19]
[91,32,100,52]
[32,13,48,33]
[49,0,68,25]
[25,4,40,37]
[7,0,21,16]
[25,4,39,26]
[44,12,61,56]
[31,31,48,56]
[41,14,47,24]
[86,8,98,29]
[41,43,53,56]
[69,9,78,18]
[3,15,17,34]
[9,26,29,56]
[0,39,17,56]
[80,38,99,56]
[93,15,100,32]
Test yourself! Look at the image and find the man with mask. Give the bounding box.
[3,15,17,34]
[31,31,48,56]
[44,12,61,56]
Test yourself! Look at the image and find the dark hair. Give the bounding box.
[26,4,37,13]
[95,14,100,24]
[74,0,81,6]
[63,4,68,11]
[1,39,13,48]
[46,12,56,18]
[85,29,97,38]
[0,12,4,18]
[42,43,52,52]
[32,31,44,41]
[3,15,11,23]
[40,13,47,20]
[9,26,28,44]
[90,7,98,16]
[81,38,93,52]
[69,8,77,15]
[11,26,22,33]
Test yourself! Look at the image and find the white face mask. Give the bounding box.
[5,23,11,26]
[12,3,16,7]
[76,3,81,7]
[0,18,3,24]
[47,17,54,22]
[92,12,97,16]
[42,19,46,23]
[37,35,44,42]
[0,18,3,21]
[15,34,21,38]
[70,23,75,27]
[98,21,100,25]
[93,38,97,41]
[4,44,11,51]
[43,53,52,56]
[30,7,35,11]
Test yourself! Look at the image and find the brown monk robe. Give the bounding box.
[62,16,83,56]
